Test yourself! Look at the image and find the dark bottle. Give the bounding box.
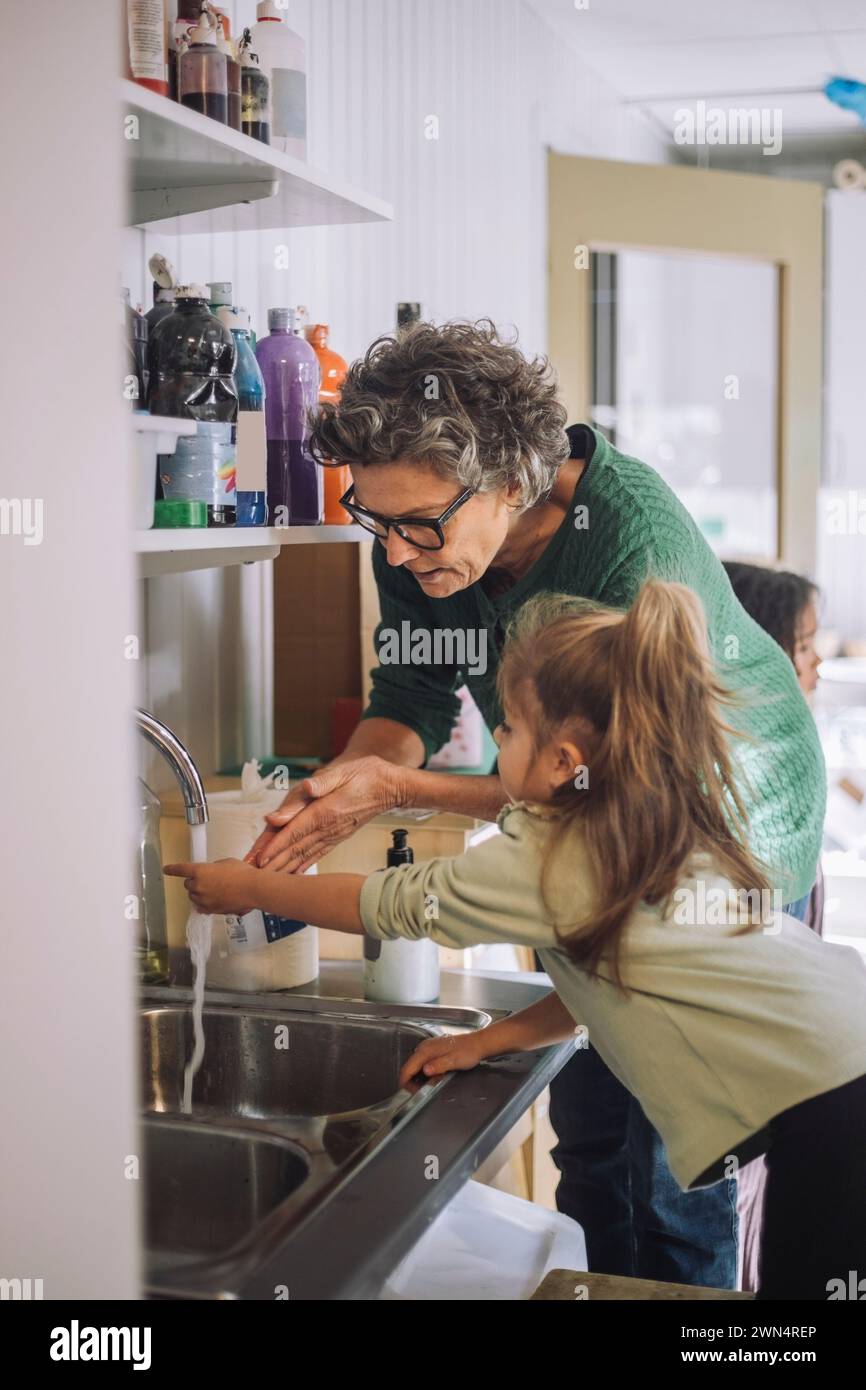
[178,4,228,124]
[216,25,242,132]
[238,28,270,144]
[147,286,238,527]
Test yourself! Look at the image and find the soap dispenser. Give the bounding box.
[363,830,440,1004]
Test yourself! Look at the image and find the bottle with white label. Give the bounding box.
[364,831,440,1004]
[251,0,307,159]
[217,306,267,526]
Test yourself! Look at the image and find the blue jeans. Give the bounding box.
[547,892,811,1287]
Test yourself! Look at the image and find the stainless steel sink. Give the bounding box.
[144,1118,310,1271]
[139,986,500,1298]
[142,1002,443,1117]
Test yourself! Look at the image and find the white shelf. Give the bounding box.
[136,525,372,578]
[123,80,394,233]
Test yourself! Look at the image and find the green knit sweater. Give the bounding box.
[363,426,825,902]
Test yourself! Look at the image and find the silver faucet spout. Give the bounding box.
[135,710,209,827]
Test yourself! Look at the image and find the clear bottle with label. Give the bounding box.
[251,0,307,158]
[238,28,270,144]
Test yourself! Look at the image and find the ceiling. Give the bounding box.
[528,0,866,147]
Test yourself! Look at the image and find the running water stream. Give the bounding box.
[182,823,212,1114]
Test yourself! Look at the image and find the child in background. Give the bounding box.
[167,581,866,1300]
[723,563,821,698]
[722,561,824,1293]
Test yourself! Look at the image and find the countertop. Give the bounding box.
[236,961,572,1300]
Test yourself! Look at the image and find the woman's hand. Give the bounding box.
[398,1030,494,1090]
[246,756,412,874]
[164,859,261,917]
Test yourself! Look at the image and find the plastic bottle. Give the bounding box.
[305,324,351,524]
[169,1,201,99]
[215,24,242,131]
[124,0,169,96]
[251,1,307,159]
[147,285,238,527]
[178,2,227,123]
[363,831,440,1004]
[218,307,268,527]
[123,289,148,409]
[207,280,233,316]
[145,253,177,335]
[256,309,322,526]
[238,28,270,144]
[147,285,237,421]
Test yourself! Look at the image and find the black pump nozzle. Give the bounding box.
[387,829,414,867]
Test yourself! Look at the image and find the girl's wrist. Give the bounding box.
[474,1018,519,1061]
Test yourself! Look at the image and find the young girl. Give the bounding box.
[166,581,866,1301]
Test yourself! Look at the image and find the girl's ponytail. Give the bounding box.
[609,582,749,821]
[499,580,771,985]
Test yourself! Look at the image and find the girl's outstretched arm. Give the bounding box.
[164,859,366,934]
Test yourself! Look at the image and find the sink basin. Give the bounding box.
[142,1003,436,1118]
[144,1117,310,1269]
[138,987,500,1297]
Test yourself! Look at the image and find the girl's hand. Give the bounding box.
[164,859,260,917]
[398,1030,492,1090]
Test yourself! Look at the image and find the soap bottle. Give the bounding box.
[305,324,351,524]
[364,831,440,1004]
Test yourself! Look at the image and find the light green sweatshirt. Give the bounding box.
[359,805,866,1190]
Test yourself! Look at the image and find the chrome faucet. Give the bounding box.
[135,710,209,826]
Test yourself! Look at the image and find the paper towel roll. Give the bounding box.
[203,776,319,992]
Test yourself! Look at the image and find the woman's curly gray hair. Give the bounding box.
[309,319,570,510]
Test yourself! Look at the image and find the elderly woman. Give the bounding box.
[249,319,824,1289]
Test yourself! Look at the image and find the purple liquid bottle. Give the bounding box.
[256,309,322,526]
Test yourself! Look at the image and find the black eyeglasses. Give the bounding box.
[339,484,475,551]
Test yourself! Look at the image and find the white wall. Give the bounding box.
[0,4,139,1298]
[819,190,866,645]
[127,0,668,786]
